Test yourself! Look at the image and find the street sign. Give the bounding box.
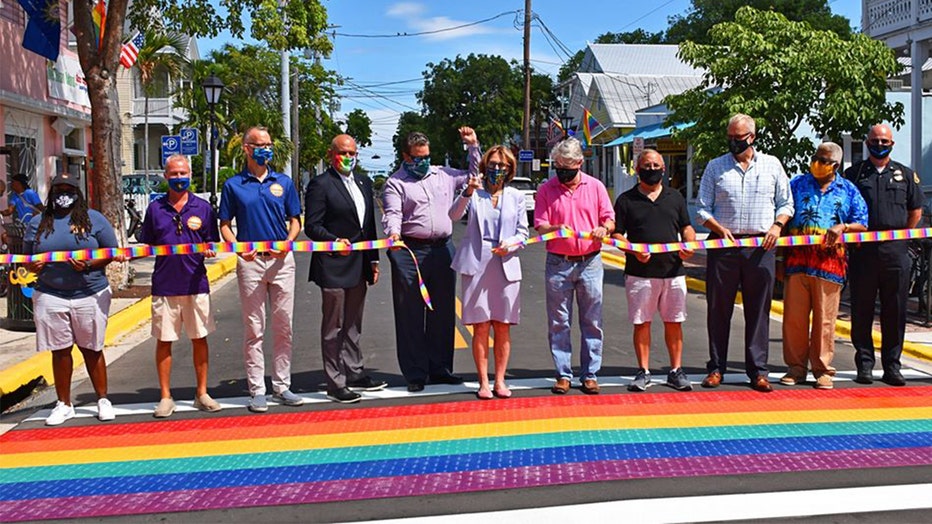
[161,135,181,165]
[518,149,534,162]
[532,159,540,171]
[632,137,645,158]
[180,128,199,155]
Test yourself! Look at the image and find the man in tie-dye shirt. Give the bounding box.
[781,142,868,390]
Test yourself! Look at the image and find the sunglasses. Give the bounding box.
[171,214,183,235]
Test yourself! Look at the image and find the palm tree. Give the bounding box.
[134,33,190,189]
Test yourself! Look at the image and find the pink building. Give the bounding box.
[0,0,92,212]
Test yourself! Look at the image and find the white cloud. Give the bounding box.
[386,2,426,18]
[410,16,500,41]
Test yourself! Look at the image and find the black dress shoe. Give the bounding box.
[881,371,906,386]
[407,382,425,392]
[327,387,362,404]
[854,371,873,385]
[347,376,388,391]
[429,374,464,385]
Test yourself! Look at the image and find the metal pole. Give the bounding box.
[522,0,532,176]
[209,108,217,210]
[281,49,292,177]
[292,58,300,197]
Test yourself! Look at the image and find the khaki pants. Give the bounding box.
[782,274,841,378]
[236,252,296,396]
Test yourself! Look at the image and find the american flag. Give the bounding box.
[119,32,144,68]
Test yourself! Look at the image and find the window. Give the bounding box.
[4,134,38,184]
[0,0,25,26]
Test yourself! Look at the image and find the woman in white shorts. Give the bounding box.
[24,173,122,426]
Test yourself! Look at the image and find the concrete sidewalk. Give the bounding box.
[0,252,237,399]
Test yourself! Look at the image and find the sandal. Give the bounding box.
[476,388,493,400]
[492,385,512,399]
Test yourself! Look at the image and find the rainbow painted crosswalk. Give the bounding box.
[1,387,931,521]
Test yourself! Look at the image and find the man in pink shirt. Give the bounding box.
[534,138,615,395]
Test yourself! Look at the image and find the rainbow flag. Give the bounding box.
[1,386,930,520]
[91,0,106,50]
[582,108,601,147]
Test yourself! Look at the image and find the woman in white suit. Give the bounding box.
[450,146,529,399]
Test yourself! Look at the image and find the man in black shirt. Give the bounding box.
[613,149,697,392]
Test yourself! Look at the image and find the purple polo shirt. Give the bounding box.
[381,146,480,239]
[139,193,219,297]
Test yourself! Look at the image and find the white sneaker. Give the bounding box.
[46,401,75,426]
[97,398,115,421]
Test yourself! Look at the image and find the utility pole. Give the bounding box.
[522,0,532,176]
[292,60,301,197]
[280,0,292,176]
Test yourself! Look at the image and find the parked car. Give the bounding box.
[122,174,166,195]
[510,176,537,220]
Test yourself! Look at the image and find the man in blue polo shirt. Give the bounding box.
[139,154,222,418]
[219,126,303,413]
[2,174,44,225]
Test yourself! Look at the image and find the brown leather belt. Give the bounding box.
[550,251,599,262]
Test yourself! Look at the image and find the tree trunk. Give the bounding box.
[72,0,131,289]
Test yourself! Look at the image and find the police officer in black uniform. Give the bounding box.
[844,124,924,386]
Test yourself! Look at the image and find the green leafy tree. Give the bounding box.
[135,32,189,182]
[664,6,903,173]
[558,30,664,82]
[418,54,523,168]
[665,0,852,44]
[344,108,373,148]
[69,0,331,286]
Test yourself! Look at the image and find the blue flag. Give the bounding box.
[18,0,60,62]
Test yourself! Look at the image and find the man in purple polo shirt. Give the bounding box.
[139,154,222,418]
[382,127,480,392]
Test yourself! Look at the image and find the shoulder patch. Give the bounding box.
[915,172,921,184]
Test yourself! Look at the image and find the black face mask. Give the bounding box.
[637,168,664,186]
[728,137,752,155]
[555,167,578,184]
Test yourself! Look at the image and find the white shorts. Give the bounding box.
[625,275,687,324]
[34,287,112,352]
[151,294,216,342]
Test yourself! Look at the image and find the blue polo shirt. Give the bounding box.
[218,169,301,242]
[139,193,219,296]
[11,189,43,223]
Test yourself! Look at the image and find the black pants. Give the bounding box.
[848,250,909,374]
[387,240,456,383]
[706,247,775,379]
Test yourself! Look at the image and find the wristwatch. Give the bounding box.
[773,221,785,229]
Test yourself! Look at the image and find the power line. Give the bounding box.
[333,10,519,38]
[617,0,679,32]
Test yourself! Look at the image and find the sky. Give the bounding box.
[200,0,863,174]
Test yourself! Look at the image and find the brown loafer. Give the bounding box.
[701,371,722,388]
[551,377,571,394]
[580,378,600,395]
[752,375,773,392]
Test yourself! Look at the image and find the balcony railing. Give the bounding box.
[132,98,187,121]
[864,0,932,38]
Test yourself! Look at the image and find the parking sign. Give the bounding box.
[161,135,181,165]
[518,149,534,163]
[180,128,199,155]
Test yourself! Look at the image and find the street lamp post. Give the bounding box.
[201,75,224,210]
[560,113,574,141]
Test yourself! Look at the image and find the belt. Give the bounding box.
[255,251,273,257]
[401,236,450,247]
[550,251,599,262]
[732,234,763,239]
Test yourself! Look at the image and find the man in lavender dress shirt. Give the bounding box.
[382,127,480,392]
[139,155,222,418]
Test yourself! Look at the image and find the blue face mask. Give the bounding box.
[867,143,892,159]
[403,156,431,179]
[251,146,274,166]
[167,177,191,192]
[485,166,505,186]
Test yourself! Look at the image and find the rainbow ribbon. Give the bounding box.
[508,227,932,254]
[1,238,434,310]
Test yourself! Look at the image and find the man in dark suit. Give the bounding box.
[305,134,387,403]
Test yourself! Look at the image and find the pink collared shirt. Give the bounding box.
[534,172,614,256]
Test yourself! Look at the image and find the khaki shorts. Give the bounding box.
[625,275,687,325]
[34,287,112,352]
[151,294,215,342]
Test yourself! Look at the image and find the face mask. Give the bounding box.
[403,156,431,179]
[335,155,357,175]
[485,166,505,186]
[867,143,892,159]
[167,177,191,192]
[637,168,664,186]
[54,192,77,210]
[809,161,835,181]
[728,137,752,156]
[555,167,578,184]
[251,146,274,166]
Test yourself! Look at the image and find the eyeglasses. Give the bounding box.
[410,156,428,163]
[247,143,273,148]
[812,155,836,165]
[171,214,183,235]
[487,162,507,169]
[727,132,753,141]
[867,139,892,146]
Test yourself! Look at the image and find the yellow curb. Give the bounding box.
[0,255,239,397]
[600,249,931,363]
